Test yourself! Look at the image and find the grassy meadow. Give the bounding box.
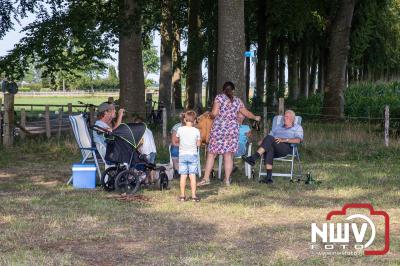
[0,116,399,265]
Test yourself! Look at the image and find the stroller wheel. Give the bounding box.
[101,166,119,192]
[114,169,141,195]
[157,171,169,191]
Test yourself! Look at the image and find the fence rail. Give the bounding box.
[15,90,119,97]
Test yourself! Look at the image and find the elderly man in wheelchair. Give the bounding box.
[242,110,303,184]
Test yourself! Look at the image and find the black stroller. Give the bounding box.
[93,122,169,194]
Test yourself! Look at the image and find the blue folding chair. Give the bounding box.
[258,115,303,181]
[68,114,105,184]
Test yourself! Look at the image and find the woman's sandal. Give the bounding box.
[197,179,211,186]
[191,197,201,202]
[178,196,187,202]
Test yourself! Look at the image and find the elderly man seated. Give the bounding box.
[242,110,303,184]
[93,102,124,161]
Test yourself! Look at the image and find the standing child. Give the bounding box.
[176,110,201,202]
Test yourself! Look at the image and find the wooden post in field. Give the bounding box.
[278,98,285,115]
[20,108,26,139]
[3,93,14,147]
[45,105,51,139]
[57,107,63,140]
[89,106,95,126]
[67,103,72,116]
[108,96,114,103]
[384,105,389,147]
[162,107,167,146]
[263,106,268,135]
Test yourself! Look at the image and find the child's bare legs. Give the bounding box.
[180,174,187,197]
[189,174,197,198]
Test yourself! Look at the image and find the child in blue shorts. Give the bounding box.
[176,110,201,202]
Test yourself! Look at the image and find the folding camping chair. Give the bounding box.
[68,114,105,184]
[258,115,303,182]
[217,142,253,179]
[169,145,202,177]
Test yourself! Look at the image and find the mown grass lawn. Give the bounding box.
[0,122,399,265]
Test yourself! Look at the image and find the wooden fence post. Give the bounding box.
[45,105,51,139]
[3,93,15,147]
[263,106,268,135]
[57,108,63,140]
[67,103,72,116]
[162,107,167,146]
[20,108,26,139]
[278,98,285,115]
[89,106,95,126]
[384,105,389,147]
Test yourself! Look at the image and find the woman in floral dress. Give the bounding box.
[198,81,261,186]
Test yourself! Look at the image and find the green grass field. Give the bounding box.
[0,121,399,265]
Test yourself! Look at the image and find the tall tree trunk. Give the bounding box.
[212,41,218,101]
[288,41,299,101]
[322,0,357,119]
[207,54,214,107]
[217,0,246,102]
[255,0,266,105]
[159,0,173,115]
[266,37,278,107]
[172,23,182,110]
[317,46,326,94]
[208,12,218,105]
[309,45,318,94]
[187,0,203,111]
[347,66,354,85]
[245,38,251,103]
[118,0,145,120]
[278,39,286,98]
[299,42,309,98]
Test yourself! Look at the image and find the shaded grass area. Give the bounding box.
[0,123,400,265]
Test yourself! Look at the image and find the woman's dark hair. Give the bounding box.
[222,81,235,102]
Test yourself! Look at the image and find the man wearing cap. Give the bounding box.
[93,102,125,160]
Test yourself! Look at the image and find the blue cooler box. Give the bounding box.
[72,164,97,189]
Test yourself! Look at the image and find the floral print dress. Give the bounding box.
[208,94,244,154]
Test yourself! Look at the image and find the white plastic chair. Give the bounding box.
[68,114,105,184]
[217,142,253,179]
[258,115,303,181]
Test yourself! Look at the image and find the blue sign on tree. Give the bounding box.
[244,51,256,57]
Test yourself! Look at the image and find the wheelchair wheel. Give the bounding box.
[114,169,141,195]
[101,166,119,192]
[157,171,169,191]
